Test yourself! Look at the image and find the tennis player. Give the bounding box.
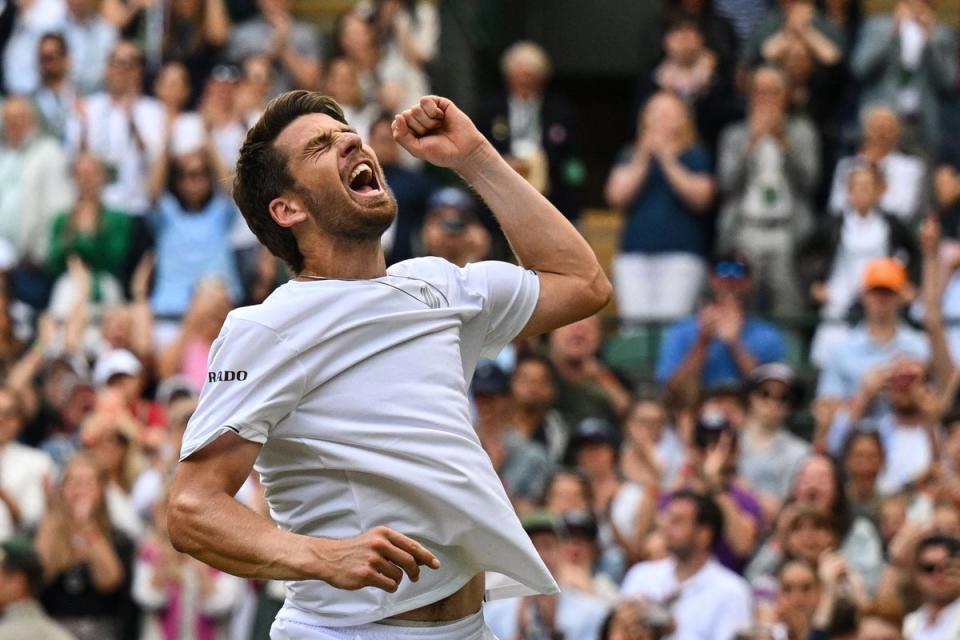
[167,92,612,639]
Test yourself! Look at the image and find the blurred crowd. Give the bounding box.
[0,0,960,639]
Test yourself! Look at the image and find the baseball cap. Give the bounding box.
[711,252,751,279]
[521,509,560,537]
[472,360,510,396]
[155,374,197,406]
[561,510,598,540]
[426,186,477,215]
[0,537,44,596]
[570,417,619,449]
[92,349,142,387]
[748,363,796,388]
[862,257,907,293]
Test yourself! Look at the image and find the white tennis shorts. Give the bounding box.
[270,610,499,639]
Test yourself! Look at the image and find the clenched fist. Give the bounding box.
[313,526,440,592]
[392,96,489,173]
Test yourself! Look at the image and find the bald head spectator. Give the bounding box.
[851,0,958,148]
[0,96,72,306]
[828,106,927,223]
[477,41,583,220]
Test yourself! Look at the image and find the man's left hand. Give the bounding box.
[392,96,489,173]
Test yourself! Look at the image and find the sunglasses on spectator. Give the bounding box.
[714,261,749,279]
[917,561,949,575]
[754,388,789,403]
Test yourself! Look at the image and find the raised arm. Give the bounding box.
[168,431,439,587]
[393,96,612,336]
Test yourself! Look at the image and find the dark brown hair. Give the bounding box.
[234,91,347,273]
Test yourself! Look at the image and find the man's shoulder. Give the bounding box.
[621,557,674,594]
[388,256,457,280]
[700,559,751,595]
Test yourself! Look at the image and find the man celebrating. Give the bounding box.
[166,91,611,639]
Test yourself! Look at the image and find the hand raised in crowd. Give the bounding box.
[918,215,942,257]
[702,431,734,491]
[785,1,815,33]
[713,302,745,346]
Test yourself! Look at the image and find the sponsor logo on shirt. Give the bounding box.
[420,286,442,310]
[208,370,248,382]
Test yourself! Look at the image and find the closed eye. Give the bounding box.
[302,135,332,159]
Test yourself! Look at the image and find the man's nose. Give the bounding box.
[337,131,362,158]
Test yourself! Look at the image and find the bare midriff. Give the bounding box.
[388,572,485,622]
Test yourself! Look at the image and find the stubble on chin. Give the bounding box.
[298,183,398,240]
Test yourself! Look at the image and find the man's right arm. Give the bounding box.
[168,431,439,589]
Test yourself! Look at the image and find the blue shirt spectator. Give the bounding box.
[657,315,786,388]
[150,191,242,317]
[815,322,929,401]
[656,253,786,400]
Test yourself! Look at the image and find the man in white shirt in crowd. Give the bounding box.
[0,388,55,541]
[71,40,164,216]
[167,90,611,639]
[903,534,960,639]
[621,489,753,640]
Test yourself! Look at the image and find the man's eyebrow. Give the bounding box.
[301,126,358,155]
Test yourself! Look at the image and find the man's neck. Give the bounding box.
[743,417,779,442]
[298,238,387,280]
[512,405,545,437]
[848,477,876,501]
[674,551,710,582]
[552,355,586,382]
[867,319,898,344]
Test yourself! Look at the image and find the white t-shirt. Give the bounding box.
[621,557,753,640]
[180,257,558,627]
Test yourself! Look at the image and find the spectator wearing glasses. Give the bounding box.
[73,40,165,217]
[31,33,80,143]
[621,490,753,640]
[738,363,810,521]
[902,534,960,639]
[657,253,787,407]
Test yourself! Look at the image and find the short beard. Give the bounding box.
[296,183,397,241]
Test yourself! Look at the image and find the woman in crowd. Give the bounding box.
[34,452,134,640]
[133,486,244,640]
[604,91,716,323]
[841,430,885,525]
[148,147,241,322]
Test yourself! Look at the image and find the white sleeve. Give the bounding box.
[179,317,306,460]
[459,261,540,359]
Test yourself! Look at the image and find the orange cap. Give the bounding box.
[862,257,907,293]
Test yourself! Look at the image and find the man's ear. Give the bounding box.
[268,195,309,229]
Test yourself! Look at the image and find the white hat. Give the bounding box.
[92,349,142,387]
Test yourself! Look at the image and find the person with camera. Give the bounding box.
[671,397,763,572]
[621,490,753,640]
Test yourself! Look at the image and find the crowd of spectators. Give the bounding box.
[1,0,960,639]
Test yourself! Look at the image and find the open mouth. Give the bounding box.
[346,160,383,198]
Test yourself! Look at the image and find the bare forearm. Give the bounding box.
[86,536,124,591]
[168,490,320,580]
[715,493,757,557]
[605,158,651,209]
[459,143,599,278]
[660,158,715,212]
[281,48,321,90]
[800,28,842,65]
[727,339,759,377]
[666,337,709,396]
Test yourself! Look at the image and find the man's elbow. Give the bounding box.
[585,267,613,314]
[166,488,204,555]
